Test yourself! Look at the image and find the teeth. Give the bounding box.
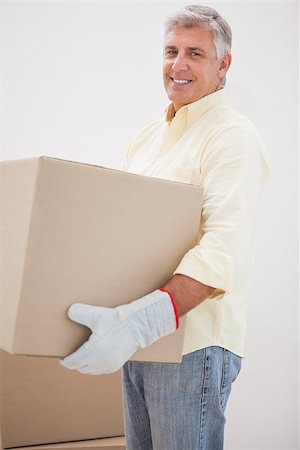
[172,78,190,84]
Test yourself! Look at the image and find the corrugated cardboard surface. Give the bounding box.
[5,436,125,450]
[0,158,39,353]
[0,350,124,448]
[1,157,202,360]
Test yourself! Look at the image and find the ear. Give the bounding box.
[218,53,232,80]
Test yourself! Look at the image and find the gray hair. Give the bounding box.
[164,4,232,59]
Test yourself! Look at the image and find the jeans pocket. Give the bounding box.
[220,349,242,411]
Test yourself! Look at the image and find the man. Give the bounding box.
[61,5,270,449]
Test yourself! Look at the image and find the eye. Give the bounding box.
[191,51,201,57]
[165,49,177,56]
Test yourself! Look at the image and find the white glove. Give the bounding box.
[60,289,179,375]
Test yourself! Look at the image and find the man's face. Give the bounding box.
[163,26,231,111]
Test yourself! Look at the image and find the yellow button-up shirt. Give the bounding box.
[121,89,270,357]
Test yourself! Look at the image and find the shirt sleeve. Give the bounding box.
[119,140,135,171]
[173,125,270,299]
[119,119,164,171]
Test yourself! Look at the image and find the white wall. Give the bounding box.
[0,1,298,449]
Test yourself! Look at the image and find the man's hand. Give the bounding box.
[60,289,178,375]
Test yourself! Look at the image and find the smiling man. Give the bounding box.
[163,26,231,110]
[61,5,270,449]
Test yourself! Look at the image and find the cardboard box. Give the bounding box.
[0,350,124,448]
[6,436,125,450]
[0,157,202,360]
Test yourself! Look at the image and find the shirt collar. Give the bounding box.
[165,88,225,126]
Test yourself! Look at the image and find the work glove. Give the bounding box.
[60,289,179,375]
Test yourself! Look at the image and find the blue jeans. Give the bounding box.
[122,346,242,450]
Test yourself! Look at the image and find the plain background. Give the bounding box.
[0,1,299,449]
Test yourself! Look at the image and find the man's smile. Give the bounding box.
[170,77,193,84]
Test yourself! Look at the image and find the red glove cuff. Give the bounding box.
[159,288,179,329]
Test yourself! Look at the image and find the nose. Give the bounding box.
[172,53,189,72]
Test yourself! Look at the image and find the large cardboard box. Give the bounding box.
[6,436,125,450]
[0,350,124,448]
[0,157,202,360]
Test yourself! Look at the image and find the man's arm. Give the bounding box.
[61,124,269,376]
[163,274,215,317]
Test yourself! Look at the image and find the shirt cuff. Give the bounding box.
[173,248,234,300]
